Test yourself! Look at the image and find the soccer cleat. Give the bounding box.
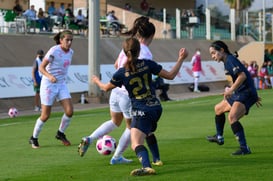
[152,160,163,166]
[55,131,71,146]
[110,156,133,165]
[206,135,224,145]
[130,167,156,176]
[232,146,251,155]
[78,137,92,157]
[29,136,39,149]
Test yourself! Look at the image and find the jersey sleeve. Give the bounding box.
[227,55,243,76]
[110,68,124,87]
[44,46,56,63]
[116,49,127,68]
[146,60,162,75]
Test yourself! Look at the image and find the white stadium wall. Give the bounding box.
[0,61,226,98]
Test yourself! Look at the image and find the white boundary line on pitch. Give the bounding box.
[0,122,21,127]
[0,112,106,127]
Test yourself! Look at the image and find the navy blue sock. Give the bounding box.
[135,145,151,168]
[231,121,247,147]
[146,134,160,162]
[215,114,225,136]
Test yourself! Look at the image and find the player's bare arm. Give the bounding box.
[224,72,246,99]
[39,59,57,83]
[159,48,188,80]
[92,75,116,91]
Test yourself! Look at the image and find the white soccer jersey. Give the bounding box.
[139,43,153,60]
[40,45,74,106]
[116,43,153,69]
[43,45,74,84]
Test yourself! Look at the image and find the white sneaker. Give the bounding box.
[110,156,133,165]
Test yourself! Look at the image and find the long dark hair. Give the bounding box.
[210,40,231,55]
[123,38,140,73]
[123,16,155,39]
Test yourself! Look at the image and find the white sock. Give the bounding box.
[113,128,131,158]
[59,114,71,133]
[194,77,199,91]
[33,118,44,138]
[89,120,117,140]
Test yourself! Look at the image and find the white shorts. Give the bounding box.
[40,81,71,106]
[109,88,132,119]
[193,71,201,78]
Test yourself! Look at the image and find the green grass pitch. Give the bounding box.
[0,89,272,181]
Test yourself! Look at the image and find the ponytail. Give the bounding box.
[123,16,155,39]
[122,38,140,73]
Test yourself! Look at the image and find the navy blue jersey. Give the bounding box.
[224,54,258,114]
[110,59,162,100]
[110,59,163,135]
[224,54,256,94]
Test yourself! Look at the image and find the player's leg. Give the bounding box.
[193,71,200,92]
[78,111,121,157]
[207,100,230,145]
[34,88,41,111]
[110,94,132,164]
[29,83,56,149]
[110,118,132,164]
[130,127,155,176]
[78,92,126,156]
[78,91,123,156]
[89,111,122,140]
[56,98,73,146]
[147,133,163,166]
[29,105,52,148]
[55,85,73,146]
[146,108,163,166]
[229,102,251,155]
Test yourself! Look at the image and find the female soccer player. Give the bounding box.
[92,37,188,176]
[29,30,74,148]
[206,40,261,155]
[78,16,162,166]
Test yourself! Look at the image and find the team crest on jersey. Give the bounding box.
[233,66,239,72]
[125,72,130,77]
[49,55,55,62]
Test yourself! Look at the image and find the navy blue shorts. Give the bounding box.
[131,98,162,135]
[227,91,258,115]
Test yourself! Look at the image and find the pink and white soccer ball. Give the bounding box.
[96,135,116,155]
[8,107,18,118]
